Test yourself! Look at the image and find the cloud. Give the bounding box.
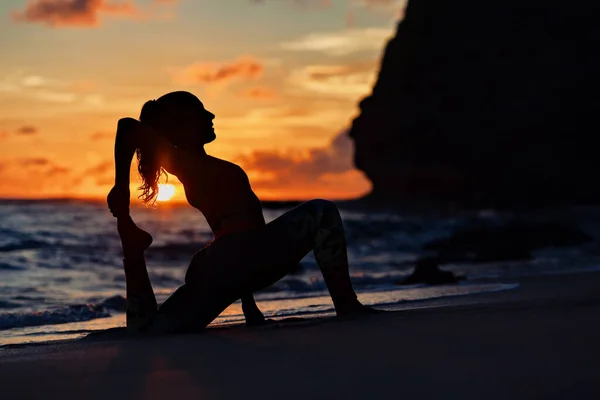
[174,57,264,85]
[11,0,141,27]
[0,73,105,105]
[288,63,378,97]
[235,130,371,198]
[19,158,51,167]
[0,126,38,139]
[11,0,178,28]
[70,159,113,187]
[83,160,112,176]
[12,157,70,176]
[0,157,72,196]
[237,130,353,184]
[71,160,114,186]
[218,105,349,140]
[90,131,114,141]
[281,27,393,56]
[16,125,38,135]
[238,86,279,100]
[21,75,51,87]
[47,165,71,176]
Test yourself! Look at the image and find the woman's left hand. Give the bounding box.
[107,185,130,218]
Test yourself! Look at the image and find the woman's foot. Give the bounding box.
[118,217,153,254]
[335,299,383,318]
[126,294,157,332]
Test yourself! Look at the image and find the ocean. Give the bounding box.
[2,199,600,346]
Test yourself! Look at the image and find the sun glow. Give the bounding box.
[156,184,176,202]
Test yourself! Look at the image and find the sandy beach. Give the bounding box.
[1,271,599,399]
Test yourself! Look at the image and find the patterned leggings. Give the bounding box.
[140,199,360,333]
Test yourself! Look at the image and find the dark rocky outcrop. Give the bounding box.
[422,221,592,264]
[397,258,465,285]
[349,0,600,208]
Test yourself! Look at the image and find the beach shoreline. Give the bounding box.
[2,270,599,399]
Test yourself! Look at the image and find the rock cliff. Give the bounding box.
[349,0,600,207]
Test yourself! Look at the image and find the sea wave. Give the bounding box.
[0,304,111,331]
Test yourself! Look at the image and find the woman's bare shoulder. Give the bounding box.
[204,156,249,182]
[206,156,245,172]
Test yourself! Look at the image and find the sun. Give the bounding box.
[156,184,176,202]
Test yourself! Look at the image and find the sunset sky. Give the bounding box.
[0,0,404,201]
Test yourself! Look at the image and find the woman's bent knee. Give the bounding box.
[307,199,337,214]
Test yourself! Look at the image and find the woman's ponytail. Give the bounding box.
[136,99,167,205]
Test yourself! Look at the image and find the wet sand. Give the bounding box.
[1,271,600,399]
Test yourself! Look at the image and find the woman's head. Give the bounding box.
[139,91,216,147]
[135,91,215,204]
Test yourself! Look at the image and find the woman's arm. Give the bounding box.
[242,294,265,326]
[108,118,154,257]
[114,118,140,188]
[108,118,142,217]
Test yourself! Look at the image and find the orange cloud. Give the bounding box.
[289,62,378,96]
[16,125,38,135]
[90,131,114,141]
[235,130,370,199]
[239,135,350,177]
[281,28,392,56]
[71,160,114,186]
[47,165,71,176]
[238,86,279,100]
[83,160,112,175]
[11,0,175,27]
[0,126,38,139]
[0,158,72,197]
[13,158,69,177]
[174,57,264,85]
[11,0,139,27]
[19,158,51,167]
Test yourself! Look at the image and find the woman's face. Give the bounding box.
[192,101,216,144]
[163,99,216,149]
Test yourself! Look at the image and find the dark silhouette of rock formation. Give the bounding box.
[349,0,600,208]
[397,258,465,286]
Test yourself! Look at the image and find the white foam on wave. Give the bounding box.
[0,282,519,346]
[212,282,521,326]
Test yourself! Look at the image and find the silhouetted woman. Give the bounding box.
[107,91,373,333]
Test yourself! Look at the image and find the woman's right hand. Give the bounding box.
[107,185,131,218]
